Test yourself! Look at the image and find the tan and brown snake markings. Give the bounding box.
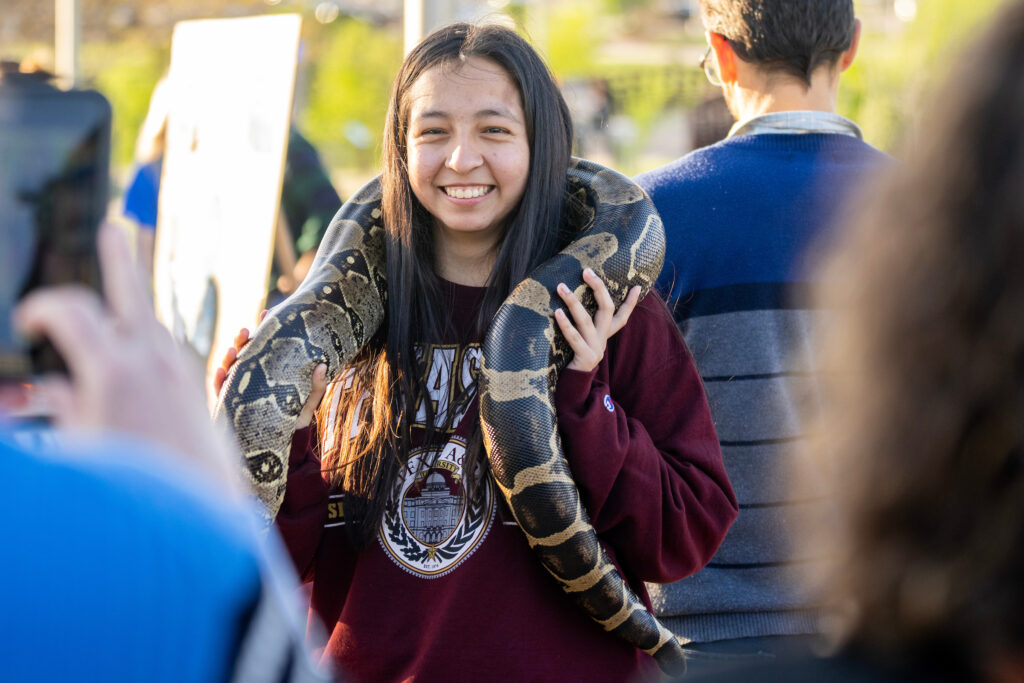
[215,157,686,675]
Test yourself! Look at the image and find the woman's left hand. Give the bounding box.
[555,268,642,373]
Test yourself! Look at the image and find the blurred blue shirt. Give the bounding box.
[0,428,327,682]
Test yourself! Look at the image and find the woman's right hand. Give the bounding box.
[212,312,327,430]
[296,364,328,429]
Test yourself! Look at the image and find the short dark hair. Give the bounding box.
[700,0,855,85]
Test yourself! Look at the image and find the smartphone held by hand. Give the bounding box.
[0,66,111,383]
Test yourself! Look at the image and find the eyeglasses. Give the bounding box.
[699,44,723,87]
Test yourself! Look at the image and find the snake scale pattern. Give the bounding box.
[215,157,686,675]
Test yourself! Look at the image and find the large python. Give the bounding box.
[215,157,687,676]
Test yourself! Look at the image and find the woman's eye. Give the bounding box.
[420,128,446,136]
[484,127,510,135]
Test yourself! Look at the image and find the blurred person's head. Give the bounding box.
[698,0,860,119]
[804,2,1024,679]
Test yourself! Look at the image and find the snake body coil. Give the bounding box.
[215,158,686,675]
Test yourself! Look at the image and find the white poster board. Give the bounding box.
[153,14,301,399]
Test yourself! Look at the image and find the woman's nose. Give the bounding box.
[445,135,483,173]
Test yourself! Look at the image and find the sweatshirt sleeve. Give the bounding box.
[554,293,738,583]
[274,426,329,582]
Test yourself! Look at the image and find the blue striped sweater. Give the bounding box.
[635,132,888,642]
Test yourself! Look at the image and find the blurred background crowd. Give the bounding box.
[3,0,1005,205]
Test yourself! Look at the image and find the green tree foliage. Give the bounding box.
[86,42,167,169]
[540,1,706,170]
[841,0,1005,152]
[600,0,656,12]
[543,2,603,76]
[300,18,402,173]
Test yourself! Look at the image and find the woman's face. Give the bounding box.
[405,56,530,253]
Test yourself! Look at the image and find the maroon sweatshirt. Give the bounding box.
[277,281,737,682]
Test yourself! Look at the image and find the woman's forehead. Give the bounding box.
[406,56,522,116]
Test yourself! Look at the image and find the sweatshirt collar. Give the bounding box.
[728,110,863,140]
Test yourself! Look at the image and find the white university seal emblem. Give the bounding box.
[379,439,494,577]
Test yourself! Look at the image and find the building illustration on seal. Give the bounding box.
[381,442,494,577]
[402,467,464,545]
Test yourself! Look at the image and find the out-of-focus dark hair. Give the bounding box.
[699,0,856,86]
[804,1,1024,677]
[317,22,574,547]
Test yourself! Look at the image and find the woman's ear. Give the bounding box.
[709,32,739,85]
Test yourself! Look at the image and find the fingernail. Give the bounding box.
[584,268,594,277]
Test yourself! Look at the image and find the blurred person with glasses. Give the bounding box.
[635,0,889,675]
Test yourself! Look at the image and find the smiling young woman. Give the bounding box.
[227,21,738,683]
[405,56,530,285]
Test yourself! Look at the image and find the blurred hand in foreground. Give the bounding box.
[14,222,244,496]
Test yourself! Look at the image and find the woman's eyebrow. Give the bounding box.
[414,107,521,122]
[476,107,521,122]
[416,109,448,120]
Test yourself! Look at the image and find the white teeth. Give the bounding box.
[444,186,490,199]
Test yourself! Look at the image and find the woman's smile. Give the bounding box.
[440,185,495,200]
[405,55,530,254]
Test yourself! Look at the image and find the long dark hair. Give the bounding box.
[318,22,574,546]
[804,1,1024,676]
